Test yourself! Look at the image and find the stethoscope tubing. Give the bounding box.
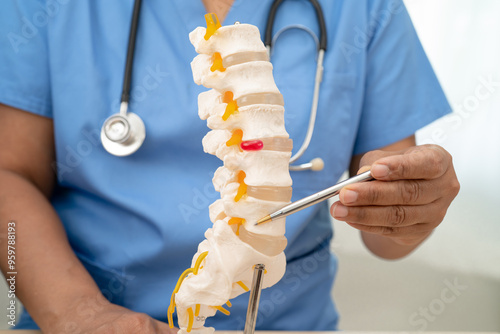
[265,0,327,169]
[121,0,142,105]
[265,0,327,51]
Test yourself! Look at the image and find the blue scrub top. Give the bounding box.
[0,0,450,330]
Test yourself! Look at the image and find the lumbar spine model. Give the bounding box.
[168,14,293,334]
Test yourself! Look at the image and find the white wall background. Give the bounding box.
[332,0,500,331]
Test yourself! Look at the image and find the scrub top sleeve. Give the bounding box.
[352,0,451,155]
[0,1,52,118]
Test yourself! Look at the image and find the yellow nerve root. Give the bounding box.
[212,305,230,316]
[234,170,247,202]
[226,129,243,147]
[187,307,194,332]
[168,302,175,328]
[195,304,201,317]
[167,251,209,328]
[222,91,238,121]
[237,281,249,291]
[228,217,245,236]
[204,13,221,40]
[174,268,194,294]
[193,251,209,275]
[210,52,226,72]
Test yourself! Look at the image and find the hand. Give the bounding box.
[331,144,460,246]
[50,294,177,334]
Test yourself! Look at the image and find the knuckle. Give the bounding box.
[398,159,411,178]
[388,206,407,227]
[364,185,380,204]
[401,180,421,204]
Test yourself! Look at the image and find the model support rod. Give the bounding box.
[243,264,266,334]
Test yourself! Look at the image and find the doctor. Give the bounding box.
[0,0,459,333]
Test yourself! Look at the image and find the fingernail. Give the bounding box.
[343,190,358,204]
[333,204,348,218]
[371,164,390,178]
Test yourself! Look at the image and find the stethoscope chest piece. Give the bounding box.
[101,109,145,157]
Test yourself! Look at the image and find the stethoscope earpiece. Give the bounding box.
[289,157,324,172]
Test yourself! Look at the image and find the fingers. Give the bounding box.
[369,145,452,181]
[339,179,440,206]
[342,145,458,245]
[331,200,445,229]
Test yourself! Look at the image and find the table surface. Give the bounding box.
[3,331,499,333]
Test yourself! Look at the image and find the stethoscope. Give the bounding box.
[101,0,145,157]
[265,0,327,171]
[101,0,327,172]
